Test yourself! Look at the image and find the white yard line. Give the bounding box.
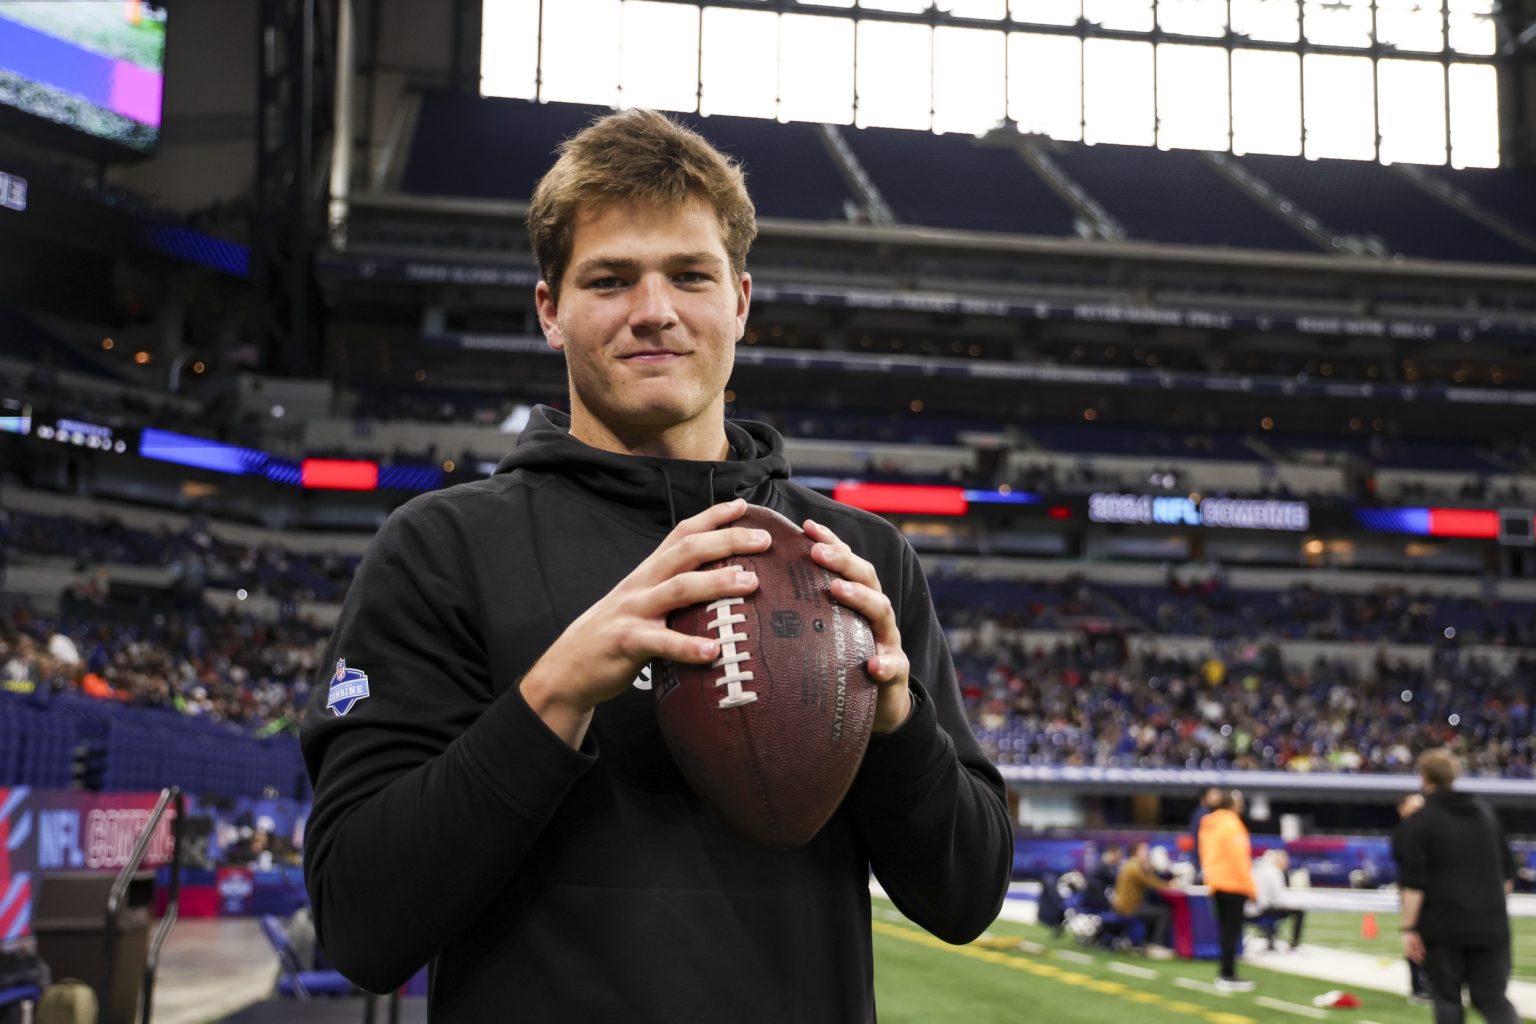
[1052,949,1095,964]
[1174,977,1224,995]
[1254,996,1329,1019]
[1108,962,1159,980]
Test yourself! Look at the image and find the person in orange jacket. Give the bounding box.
[1199,789,1257,991]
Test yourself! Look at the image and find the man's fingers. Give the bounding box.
[649,565,759,618]
[670,497,749,538]
[624,625,720,666]
[651,524,772,579]
[829,577,897,638]
[806,521,879,589]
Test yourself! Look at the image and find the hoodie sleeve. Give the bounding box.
[300,501,596,992]
[843,536,1012,945]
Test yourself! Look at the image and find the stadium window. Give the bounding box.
[1085,0,1153,31]
[1232,49,1301,156]
[1449,62,1499,167]
[619,2,700,113]
[1448,0,1496,55]
[1378,59,1446,165]
[857,0,930,11]
[1230,0,1299,43]
[1157,0,1227,38]
[701,7,779,118]
[1375,0,1444,53]
[1009,0,1080,27]
[1084,39,1154,146]
[539,0,621,106]
[478,0,538,99]
[779,13,854,124]
[1008,33,1081,141]
[1156,43,1229,151]
[933,27,1006,135]
[855,20,932,130]
[1303,54,1375,160]
[1302,0,1372,47]
[797,0,854,7]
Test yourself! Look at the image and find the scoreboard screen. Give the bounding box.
[0,1,167,155]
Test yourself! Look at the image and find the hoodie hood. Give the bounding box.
[493,406,792,533]
[1428,789,1483,817]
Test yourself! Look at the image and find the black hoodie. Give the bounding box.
[1395,789,1515,947]
[301,407,1012,1021]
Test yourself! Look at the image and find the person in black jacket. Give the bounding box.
[1396,749,1518,1024]
[1391,791,1432,1004]
[300,108,1013,1022]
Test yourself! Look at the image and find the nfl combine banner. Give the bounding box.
[0,788,178,941]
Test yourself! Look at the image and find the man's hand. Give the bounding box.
[803,519,913,733]
[520,499,771,747]
[1402,929,1425,964]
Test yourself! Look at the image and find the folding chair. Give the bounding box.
[258,914,355,999]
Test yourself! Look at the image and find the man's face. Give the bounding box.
[536,198,750,453]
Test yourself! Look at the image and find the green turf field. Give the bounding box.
[872,897,1536,1023]
[1300,909,1536,986]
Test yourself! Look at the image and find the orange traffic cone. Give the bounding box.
[1361,913,1379,939]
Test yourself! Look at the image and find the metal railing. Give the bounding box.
[103,786,185,1024]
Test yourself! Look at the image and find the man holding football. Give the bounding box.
[302,108,1012,1021]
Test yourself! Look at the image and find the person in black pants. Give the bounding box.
[1199,790,1256,992]
[1392,792,1432,1004]
[1397,749,1518,1024]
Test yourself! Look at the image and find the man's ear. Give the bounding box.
[734,272,752,340]
[536,280,563,351]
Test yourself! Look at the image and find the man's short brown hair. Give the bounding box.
[527,108,757,302]
[1418,748,1461,790]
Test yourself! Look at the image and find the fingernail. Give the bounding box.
[735,571,756,586]
[752,529,770,543]
[814,543,831,558]
[698,639,717,658]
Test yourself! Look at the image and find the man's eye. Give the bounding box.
[589,277,626,289]
[675,271,710,284]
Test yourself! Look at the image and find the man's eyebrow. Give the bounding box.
[572,253,725,277]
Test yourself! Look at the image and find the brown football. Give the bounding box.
[654,504,878,848]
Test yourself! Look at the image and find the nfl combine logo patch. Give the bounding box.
[327,659,371,717]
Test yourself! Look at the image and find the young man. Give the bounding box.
[300,109,1013,1021]
[1392,791,1432,1004]
[1396,749,1518,1024]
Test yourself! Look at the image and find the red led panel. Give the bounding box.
[302,458,379,491]
[1427,508,1499,539]
[832,482,968,516]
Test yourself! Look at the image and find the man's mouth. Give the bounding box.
[620,351,685,362]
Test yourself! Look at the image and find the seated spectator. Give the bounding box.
[1247,849,1305,950]
[1082,845,1123,912]
[1112,841,1175,958]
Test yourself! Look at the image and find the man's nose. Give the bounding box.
[628,275,679,332]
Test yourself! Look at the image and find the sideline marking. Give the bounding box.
[870,920,1258,1024]
[1254,996,1329,1019]
[1175,977,1225,995]
[1108,962,1159,980]
[1052,949,1095,964]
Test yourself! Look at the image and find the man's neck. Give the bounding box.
[568,411,730,462]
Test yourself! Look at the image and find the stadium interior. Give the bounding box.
[2,0,1536,1020]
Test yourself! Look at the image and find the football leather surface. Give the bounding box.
[654,504,878,848]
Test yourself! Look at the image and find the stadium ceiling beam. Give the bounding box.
[624,0,1498,65]
[346,190,1536,288]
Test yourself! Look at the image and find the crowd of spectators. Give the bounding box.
[5,509,360,605]
[1,603,325,735]
[956,634,1535,777]
[935,572,1536,648]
